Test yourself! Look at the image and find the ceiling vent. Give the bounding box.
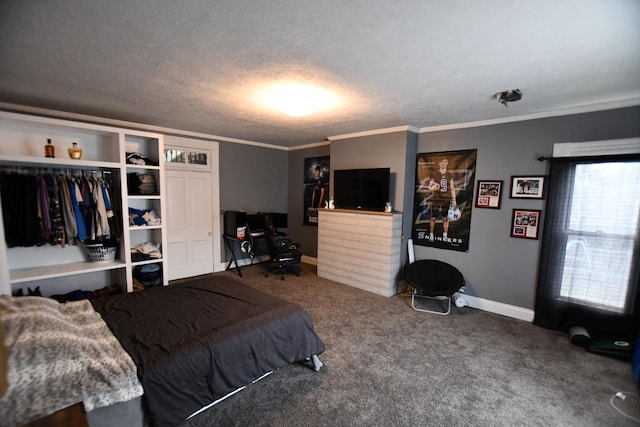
[495,89,522,107]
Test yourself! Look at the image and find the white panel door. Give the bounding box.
[166,170,213,280]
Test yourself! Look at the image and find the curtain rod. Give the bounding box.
[537,153,640,163]
[0,165,112,175]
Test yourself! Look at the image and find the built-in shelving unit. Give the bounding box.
[0,111,168,296]
[123,132,167,291]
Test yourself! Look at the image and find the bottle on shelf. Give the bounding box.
[44,138,55,158]
[68,142,82,160]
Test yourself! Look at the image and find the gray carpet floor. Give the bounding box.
[179,263,640,426]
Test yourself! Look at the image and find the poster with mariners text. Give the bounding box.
[412,149,476,252]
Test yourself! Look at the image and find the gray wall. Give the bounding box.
[403,131,419,248]
[218,105,639,311]
[328,130,417,263]
[415,106,640,310]
[329,130,411,209]
[217,141,289,264]
[219,141,288,212]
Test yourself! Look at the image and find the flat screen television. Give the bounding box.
[333,168,390,211]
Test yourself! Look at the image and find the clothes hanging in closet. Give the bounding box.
[0,171,119,248]
[1,174,42,247]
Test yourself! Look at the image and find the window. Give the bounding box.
[164,148,210,168]
[534,140,640,334]
[560,162,640,312]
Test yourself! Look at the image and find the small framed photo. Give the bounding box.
[510,209,541,239]
[475,180,503,209]
[510,176,546,199]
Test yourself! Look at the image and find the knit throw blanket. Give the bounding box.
[0,296,143,427]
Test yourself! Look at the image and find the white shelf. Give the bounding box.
[129,225,163,230]
[123,131,167,292]
[128,195,161,200]
[0,154,120,170]
[126,164,160,171]
[10,261,126,284]
[131,258,163,267]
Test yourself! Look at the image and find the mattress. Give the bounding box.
[91,275,325,427]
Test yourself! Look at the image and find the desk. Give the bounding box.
[223,232,265,277]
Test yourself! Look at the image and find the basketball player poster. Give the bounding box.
[303,156,330,226]
[412,149,477,252]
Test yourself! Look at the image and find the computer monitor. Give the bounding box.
[261,212,288,230]
[246,214,265,232]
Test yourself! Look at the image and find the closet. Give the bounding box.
[0,111,168,296]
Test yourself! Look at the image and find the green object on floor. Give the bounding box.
[588,337,635,359]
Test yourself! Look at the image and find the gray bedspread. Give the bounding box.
[92,276,326,427]
[0,296,143,427]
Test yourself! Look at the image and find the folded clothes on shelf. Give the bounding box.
[126,152,158,166]
[129,208,161,226]
[133,263,162,288]
[127,172,157,195]
[131,242,162,262]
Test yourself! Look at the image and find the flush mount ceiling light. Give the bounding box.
[495,89,523,107]
[262,83,338,117]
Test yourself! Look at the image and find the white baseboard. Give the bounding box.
[398,279,534,322]
[462,294,534,322]
[227,255,535,322]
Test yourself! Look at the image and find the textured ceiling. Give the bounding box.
[0,0,639,147]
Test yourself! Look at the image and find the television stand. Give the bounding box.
[317,209,402,297]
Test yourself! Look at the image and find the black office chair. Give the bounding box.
[264,223,302,280]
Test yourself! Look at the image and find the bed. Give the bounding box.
[0,275,326,427]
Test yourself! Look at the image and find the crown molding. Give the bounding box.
[418,97,640,133]
[0,102,290,150]
[327,125,419,141]
[288,140,332,151]
[3,97,638,151]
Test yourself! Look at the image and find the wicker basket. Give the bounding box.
[84,244,117,262]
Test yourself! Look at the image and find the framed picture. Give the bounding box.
[509,176,546,199]
[475,180,503,209]
[510,209,541,239]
